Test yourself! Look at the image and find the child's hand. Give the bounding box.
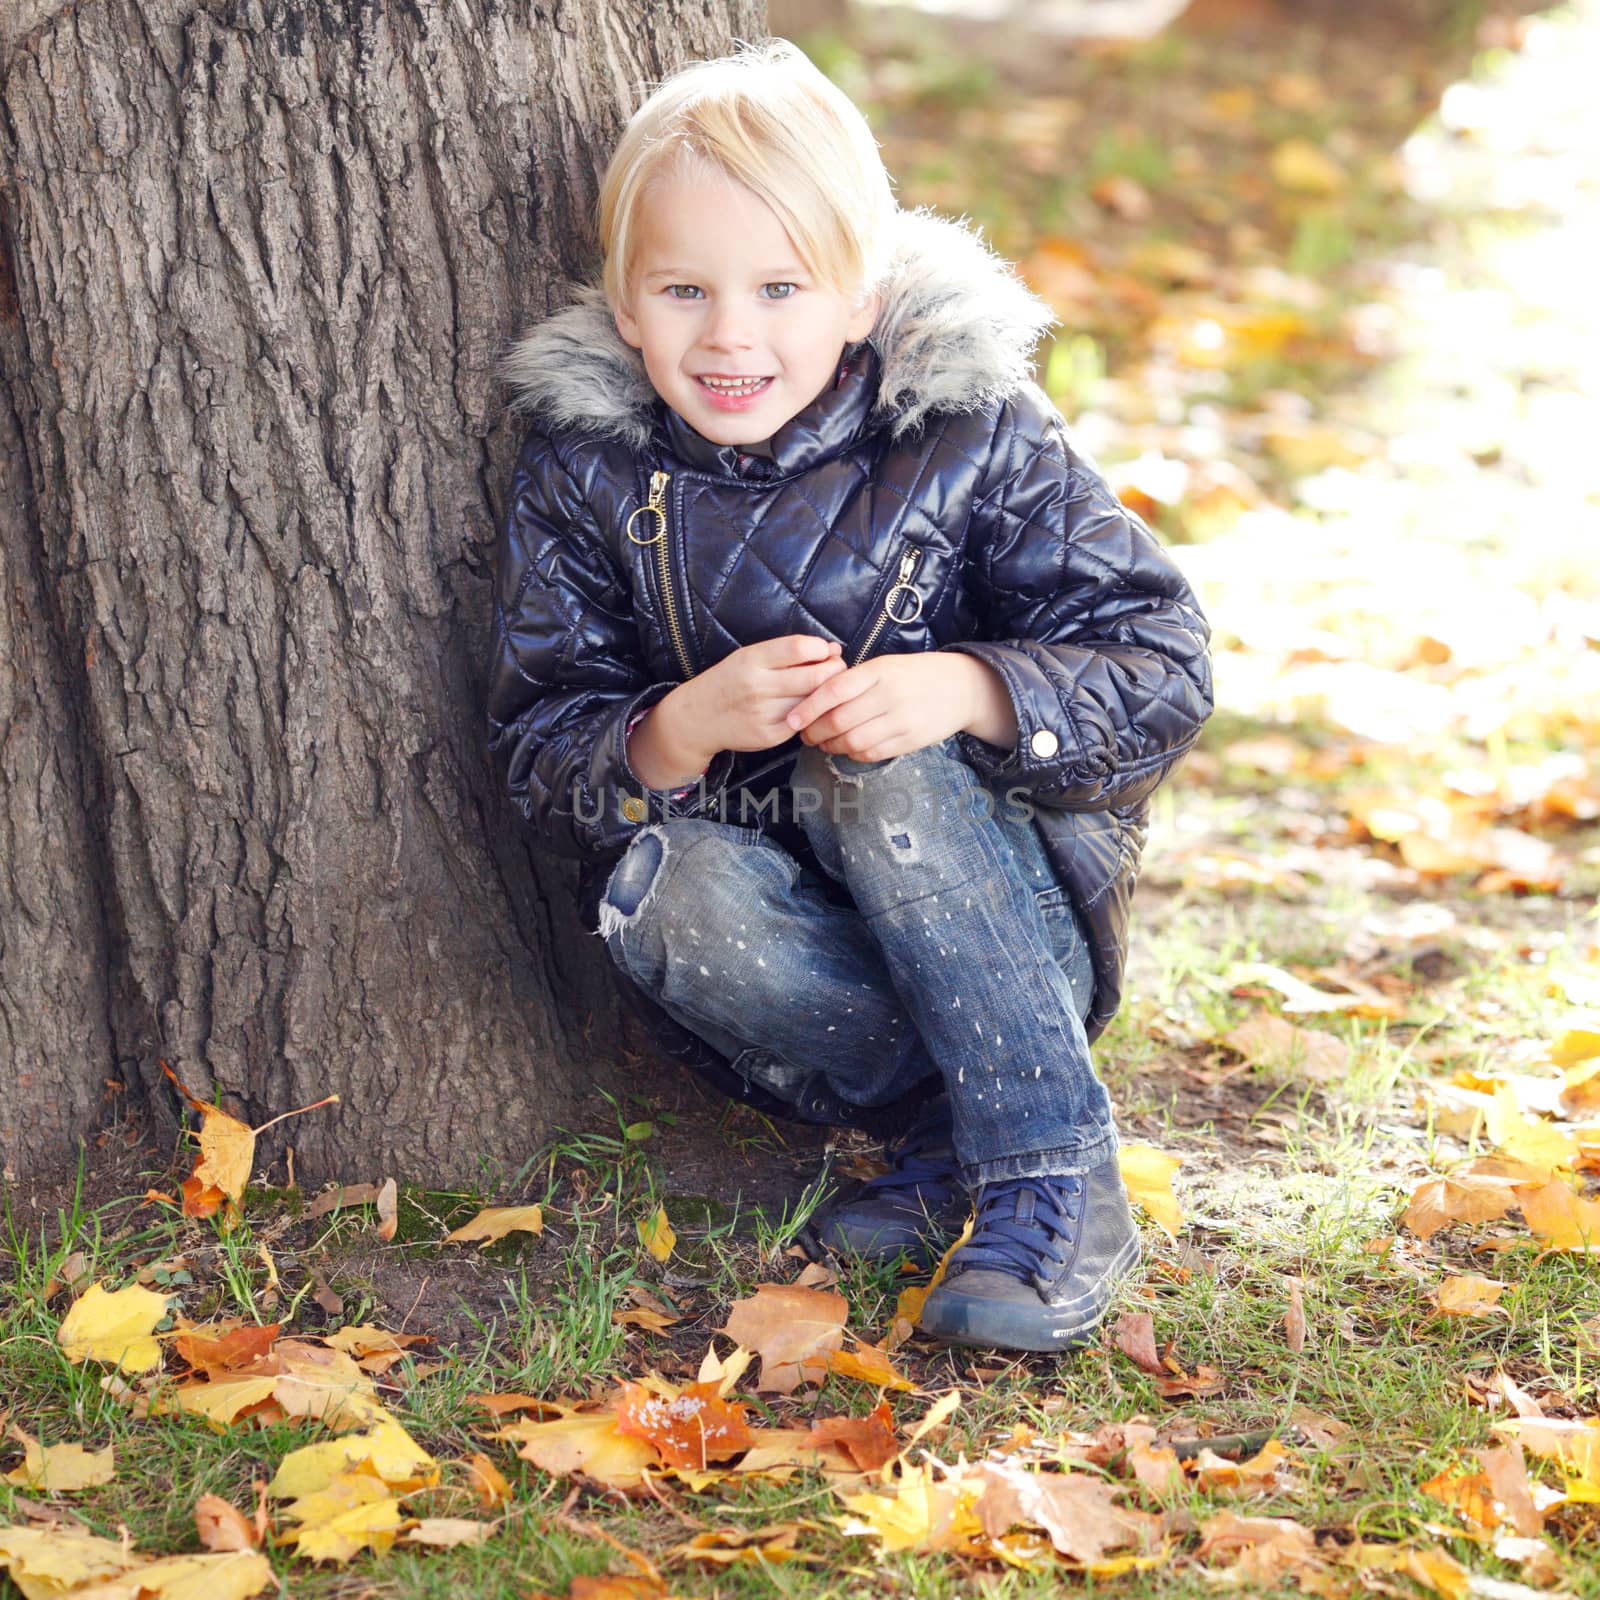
[785,652,1014,762]
[676,634,849,759]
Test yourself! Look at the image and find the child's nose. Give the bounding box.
[701,305,756,352]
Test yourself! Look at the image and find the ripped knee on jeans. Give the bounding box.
[597,825,670,941]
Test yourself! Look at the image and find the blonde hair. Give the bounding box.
[598,39,897,314]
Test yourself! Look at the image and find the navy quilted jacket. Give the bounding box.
[488,209,1212,1070]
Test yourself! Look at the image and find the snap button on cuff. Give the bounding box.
[620,795,647,823]
[1029,728,1060,759]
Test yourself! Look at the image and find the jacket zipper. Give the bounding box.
[626,470,695,681]
[850,543,923,666]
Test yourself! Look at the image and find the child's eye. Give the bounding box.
[762,282,799,300]
[665,285,703,300]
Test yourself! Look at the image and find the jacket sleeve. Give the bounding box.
[945,386,1213,811]
[486,426,734,858]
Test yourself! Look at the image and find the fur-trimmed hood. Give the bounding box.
[499,208,1057,448]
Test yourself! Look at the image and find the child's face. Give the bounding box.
[612,170,880,447]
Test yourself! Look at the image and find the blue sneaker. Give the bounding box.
[812,1099,966,1267]
[918,1159,1140,1353]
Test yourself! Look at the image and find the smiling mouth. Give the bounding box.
[696,376,773,395]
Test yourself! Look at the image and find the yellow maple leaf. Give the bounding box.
[1485,1083,1579,1171]
[496,1405,659,1490]
[0,1530,272,1600]
[442,1204,544,1247]
[1434,1275,1506,1317]
[84,1551,277,1599]
[279,1471,403,1564]
[1551,1029,1600,1068]
[271,1339,386,1431]
[836,1460,987,1554]
[638,1206,676,1263]
[896,1214,975,1329]
[164,1374,280,1428]
[2,1431,115,1493]
[57,1281,168,1373]
[1118,1144,1183,1235]
[1516,1179,1600,1252]
[270,1415,438,1498]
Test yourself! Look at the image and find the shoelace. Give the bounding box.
[862,1115,959,1209]
[955,1176,1085,1285]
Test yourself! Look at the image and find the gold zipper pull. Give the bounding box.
[626,471,670,545]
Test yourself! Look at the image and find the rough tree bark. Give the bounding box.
[0,0,765,1187]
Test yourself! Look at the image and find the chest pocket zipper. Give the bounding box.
[850,543,923,666]
[626,470,696,682]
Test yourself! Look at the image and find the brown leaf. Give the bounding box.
[1284,1281,1307,1354]
[1224,1012,1350,1081]
[1194,1438,1296,1495]
[804,1400,898,1473]
[614,1380,754,1471]
[973,1460,1155,1564]
[194,1493,262,1552]
[175,1321,281,1376]
[1197,1510,1322,1585]
[402,1517,494,1548]
[306,1182,382,1218]
[720,1284,847,1394]
[375,1178,398,1242]
[1112,1311,1164,1375]
[1400,1173,1521,1240]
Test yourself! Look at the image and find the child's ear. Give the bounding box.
[612,296,643,351]
[845,287,881,343]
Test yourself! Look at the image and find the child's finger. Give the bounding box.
[786,667,871,732]
[771,633,841,665]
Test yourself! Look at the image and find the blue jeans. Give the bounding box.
[596,735,1118,1185]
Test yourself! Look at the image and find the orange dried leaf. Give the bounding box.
[614,1380,754,1471]
[1224,1012,1350,1082]
[194,1492,262,1551]
[804,1400,899,1473]
[496,1404,659,1490]
[375,1178,398,1242]
[463,1452,510,1508]
[1517,1178,1600,1251]
[824,1340,914,1391]
[1400,1174,1520,1240]
[721,1284,847,1394]
[175,1321,281,1375]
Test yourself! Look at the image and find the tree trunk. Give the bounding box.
[0,0,764,1188]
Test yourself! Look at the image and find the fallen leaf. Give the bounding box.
[463,1452,510,1508]
[1224,1012,1350,1081]
[375,1178,398,1242]
[835,1460,988,1555]
[320,1325,428,1361]
[973,1459,1155,1563]
[1552,1029,1600,1069]
[163,1063,255,1208]
[638,1206,676,1263]
[721,1285,848,1394]
[164,1373,281,1428]
[3,1432,116,1492]
[57,1282,168,1373]
[1435,1275,1506,1317]
[402,1517,494,1548]
[805,1400,899,1473]
[194,1493,262,1552]
[1284,1281,1307,1354]
[1090,174,1152,220]
[1342,1538,1472,1599]
[1516,1178,1600,1251]
[668,1522,819,1566]
[614,1307,679,1333]
[0,1526,133,1594]
[1486,1083,1580,1172]
[896,1213,975,1329]
[270,1415,439,1498]
[1401,1173,1521,1241]
[497,1404,659,1491]
[1495,1416,1600,1488]
[1194,1438,1295,1495]
[271,1339,385,1430]
[1196,1510,1322,1585]
[278,1470,403,1564]
[614,1380,754,1471]
[174,1321,281,1376]
[306,1182,382,1218]
[823,1341,915,1392]
[1112,1311,1164,1375]
[442,1203,547,1249]
[1118,1145,1182,1235]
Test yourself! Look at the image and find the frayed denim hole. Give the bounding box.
[596,825,669,941]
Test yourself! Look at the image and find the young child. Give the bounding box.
[488,40,1212,1352]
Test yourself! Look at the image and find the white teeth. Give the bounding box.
[699,376,770,394]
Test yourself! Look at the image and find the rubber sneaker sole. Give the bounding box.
[918,1229,1142,1353]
